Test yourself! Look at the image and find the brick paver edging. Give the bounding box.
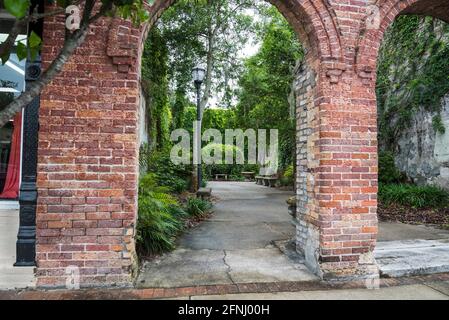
[1,273,449,300]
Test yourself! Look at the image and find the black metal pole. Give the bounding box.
[15,56,41,266]
[195,83,202,189]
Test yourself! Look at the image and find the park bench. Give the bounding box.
[255,175,279,187]
[241,171,255,181]
[196,187,212,200]
[214,173,229,181]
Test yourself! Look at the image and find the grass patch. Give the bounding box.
[379,183,449,209]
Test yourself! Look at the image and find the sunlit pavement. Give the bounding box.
[0,209,35,290]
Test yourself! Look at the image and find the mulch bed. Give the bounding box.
[378,202,449,228]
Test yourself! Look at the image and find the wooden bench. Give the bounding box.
[241,171,255,181]
[214,174,229,181]
[255,175,278,187]
[196,187,212,200]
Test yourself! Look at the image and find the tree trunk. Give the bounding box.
[199,29,215,114]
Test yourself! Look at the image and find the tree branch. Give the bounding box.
[0,1,86,59]
[0,0,106,128]
[0,18,27,59]
[0,25,90,127]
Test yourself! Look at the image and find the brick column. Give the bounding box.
[36,12,140,288]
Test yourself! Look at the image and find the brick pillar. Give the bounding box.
[315,72,379,280]
[295,59,379,279]
[36,12,140,288]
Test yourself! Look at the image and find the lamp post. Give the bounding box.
[192,65,206,191]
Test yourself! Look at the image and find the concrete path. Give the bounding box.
[189,283,449,300]
[375,239,449,277]
[137,182,449,287]
[378,221,449,241]
[0,210,35,290]
[376,221,449,277]
[137,182,317,288]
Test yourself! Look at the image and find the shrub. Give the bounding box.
[185,197,212,217]
[229,174,245,181]
[280,164,294,186]
[378,151,406,184]
[379,183,449,208]
[136,174,187,255]
[143,149,192,193]
[202,144,245,179]
[200,179,208,188]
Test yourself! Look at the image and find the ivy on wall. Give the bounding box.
[376,15,449,150]
[142,27,172,150]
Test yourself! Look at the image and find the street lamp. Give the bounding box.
[192,65,206,191]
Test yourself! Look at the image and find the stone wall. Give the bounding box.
[376,16,449,190]
[396,94,449,190]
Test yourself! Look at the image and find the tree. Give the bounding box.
[158,0,258,111]
[236,6,302,169]
[0,0,151,127]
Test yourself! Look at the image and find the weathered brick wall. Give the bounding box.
[35,0,449,287]
[37,8,140,288]
[294,60,320,273]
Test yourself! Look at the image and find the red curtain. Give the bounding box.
[0,112,22,199]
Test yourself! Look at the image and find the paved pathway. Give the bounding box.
[192,283,449,300]
[137,182,318,288]
[0,210,35,290]
[137,181,449,288]
[377,220,449,277]
[2,273,449,300]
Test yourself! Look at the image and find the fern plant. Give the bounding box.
[185,197,212,218]
[136,174,186,255]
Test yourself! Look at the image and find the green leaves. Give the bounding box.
[376,16,449,149]
[13,31,41,62]
[28,31,41,48]
[16,42,27,61]
[4,0,30,18]
[116,0,150,26]
[0,52,10,65]
[379,183,449,209]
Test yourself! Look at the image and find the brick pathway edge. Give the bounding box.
[1,273,449,300]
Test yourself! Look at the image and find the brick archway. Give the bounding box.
[106,0,344,77]
[34,0,448,288]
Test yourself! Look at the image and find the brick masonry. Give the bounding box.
[36,0,449,287]
[2,272,449,299]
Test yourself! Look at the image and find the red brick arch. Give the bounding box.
[37,0,449,288]
[355,0,449,82]
[36,0,347,289]
[106,0,344,76]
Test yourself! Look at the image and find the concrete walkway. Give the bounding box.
[376,221,449,277]
[137,182,317,288]
[0,210,35,290]
[137,181,449,287]
[190,283,449,300]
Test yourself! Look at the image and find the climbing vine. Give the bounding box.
[376,15,449,150]
[141,27,172,150]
